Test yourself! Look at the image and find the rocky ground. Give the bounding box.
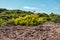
[0,22,60,40]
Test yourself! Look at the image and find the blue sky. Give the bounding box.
[0,0,60,14]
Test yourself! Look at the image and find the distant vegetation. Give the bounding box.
[0,8,60,26]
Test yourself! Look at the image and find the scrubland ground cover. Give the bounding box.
[0,8,60,26]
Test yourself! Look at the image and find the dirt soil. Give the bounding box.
[0,22,60,40]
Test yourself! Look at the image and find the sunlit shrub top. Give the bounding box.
[13,14,47,26]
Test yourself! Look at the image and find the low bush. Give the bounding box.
[13,14,47,26]
[0,18,6,26]
[53,15,60,23]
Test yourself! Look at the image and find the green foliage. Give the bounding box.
[0,8,60,26]
[0,8,7,13]
[0,18,6,26]
[37,13,49,17]
[39,17,47,22]
[49,13,58,21]
[53,15,60,23]
[13,14,47,26]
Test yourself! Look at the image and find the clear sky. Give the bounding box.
[0,0,60,14]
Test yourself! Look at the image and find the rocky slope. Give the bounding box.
[0,22,60,40]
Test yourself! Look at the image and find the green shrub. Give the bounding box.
[38,17,47,22]
[0,18,6,26]
[53,15,60,23]
[13,14,47,26]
